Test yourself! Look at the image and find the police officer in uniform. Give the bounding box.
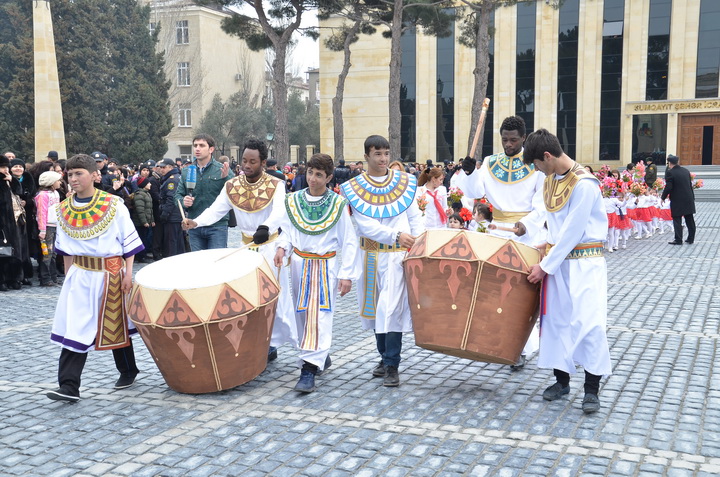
[157,158,185,257]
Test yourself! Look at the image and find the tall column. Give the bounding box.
[33,0,67,161]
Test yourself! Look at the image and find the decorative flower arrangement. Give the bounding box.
[693,178,704,190]
[448,187,464,205]
[620,170,633,184]
[629,182,647,197]
[652,178,666,192]
[601,176,618,197]
[416,195,428,215]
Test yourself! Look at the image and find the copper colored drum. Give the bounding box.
[404,229,541,364]
[128,248,279,393]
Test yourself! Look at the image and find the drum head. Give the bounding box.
[135,248,264,290]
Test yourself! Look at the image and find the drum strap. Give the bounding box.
[73,255,130,350]
[293,248,336,350]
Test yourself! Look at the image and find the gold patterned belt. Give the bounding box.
[242,231,279,245]
[492,209,530,223]
[73,255,125,275]
[360,237,407,253]
[293,248,337,260]
[546,242,604,260]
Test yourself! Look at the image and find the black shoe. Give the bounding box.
[21,278,32,286]
[267,346,278,363]
[41,282,56,287]
[294,369,316,393]
[582,393,601,414]
[668,241,682,245]
[383,366,400,387]
[316,355,332,376]
[114,373,137,389]
[46,387,80,403]
[543,382,570,401]
[0,283,7,292]
[685,240,694,244]
[372,360,386,378]
[10,281,21,290]
[510,355,526,371]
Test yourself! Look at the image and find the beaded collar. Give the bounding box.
[57,189,118,240]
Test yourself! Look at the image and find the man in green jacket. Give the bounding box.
[175,134,234,251]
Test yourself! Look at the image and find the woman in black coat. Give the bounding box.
[10,158,39,285]
[0,155,23,290]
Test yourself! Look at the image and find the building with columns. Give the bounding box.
[319,0,720,167]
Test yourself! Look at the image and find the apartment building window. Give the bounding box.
[177,62,190,87]
[176,20,189,45]
[179,146,192,161]
[178,103,192,127]
[149,22,157,35]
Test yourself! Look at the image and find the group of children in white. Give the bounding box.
[422,159,703,255]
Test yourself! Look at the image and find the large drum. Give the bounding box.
[127,248,279,393]
[404,229,541,364]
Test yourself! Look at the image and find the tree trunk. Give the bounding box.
[467,2,491,157]
[333,20,362,164]
[387,0,404,159]
[271,46,290,166]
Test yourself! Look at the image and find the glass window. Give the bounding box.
[149,22,157,35]
[178,103,192,128]
[646,0,671,101]
[696,0,720,98]
[400,30,417,162]
[632,115,667,164]
[179,146,192,161]
[176,20,189,45]
[557,0,579,158]
[436,9,455,162]
[516,1,536,133]
[177,62,190,87]
[600,0,625,161]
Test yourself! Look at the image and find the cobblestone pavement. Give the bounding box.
[1,203,719,476]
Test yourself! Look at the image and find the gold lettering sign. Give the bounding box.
[630,99,720,114]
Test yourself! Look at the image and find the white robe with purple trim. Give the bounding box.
[51,196,144,353]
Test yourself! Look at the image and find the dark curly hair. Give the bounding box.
[243,138,268,162]
[499,116,526,137]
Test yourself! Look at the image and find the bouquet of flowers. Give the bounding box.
[629,181,647,197]
[595,164,611,181]
[620,170,633,184]
[633,161,646,182]
[332,184,341,195]
[448,187,464,205]
[693,178,704,190]
[601,177,618,197]
[416,195,428,215]
[652,178,666,192]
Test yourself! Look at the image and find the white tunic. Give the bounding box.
[277,191,361,368]
[52,197,144,353]
[351,175,425,334]
[538,175,613,377]
[192,178,296,348]
[454,157,546,245]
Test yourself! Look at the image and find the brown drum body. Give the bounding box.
[127,249,279,394]
[404,230,541,364]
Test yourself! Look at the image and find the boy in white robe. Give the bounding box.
[340,135,424,387]
[274,153,360,393]
[47,154,145,402]
[524,129,613,414]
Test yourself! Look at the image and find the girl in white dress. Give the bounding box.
[417,167,450,230]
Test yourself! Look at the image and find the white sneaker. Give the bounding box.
[622,243,627,249]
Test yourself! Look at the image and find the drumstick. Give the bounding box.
[468,98,491,159]
[177,200,187,221]
[214,241,255,262]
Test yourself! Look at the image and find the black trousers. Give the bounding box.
[152,222,164,260]
[672,214,696,243]
[163,222,185,257]
[554,369,602,395]
[57,340,139,395]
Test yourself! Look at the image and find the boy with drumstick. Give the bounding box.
[47,154,145,402]
[274,153,360,393]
